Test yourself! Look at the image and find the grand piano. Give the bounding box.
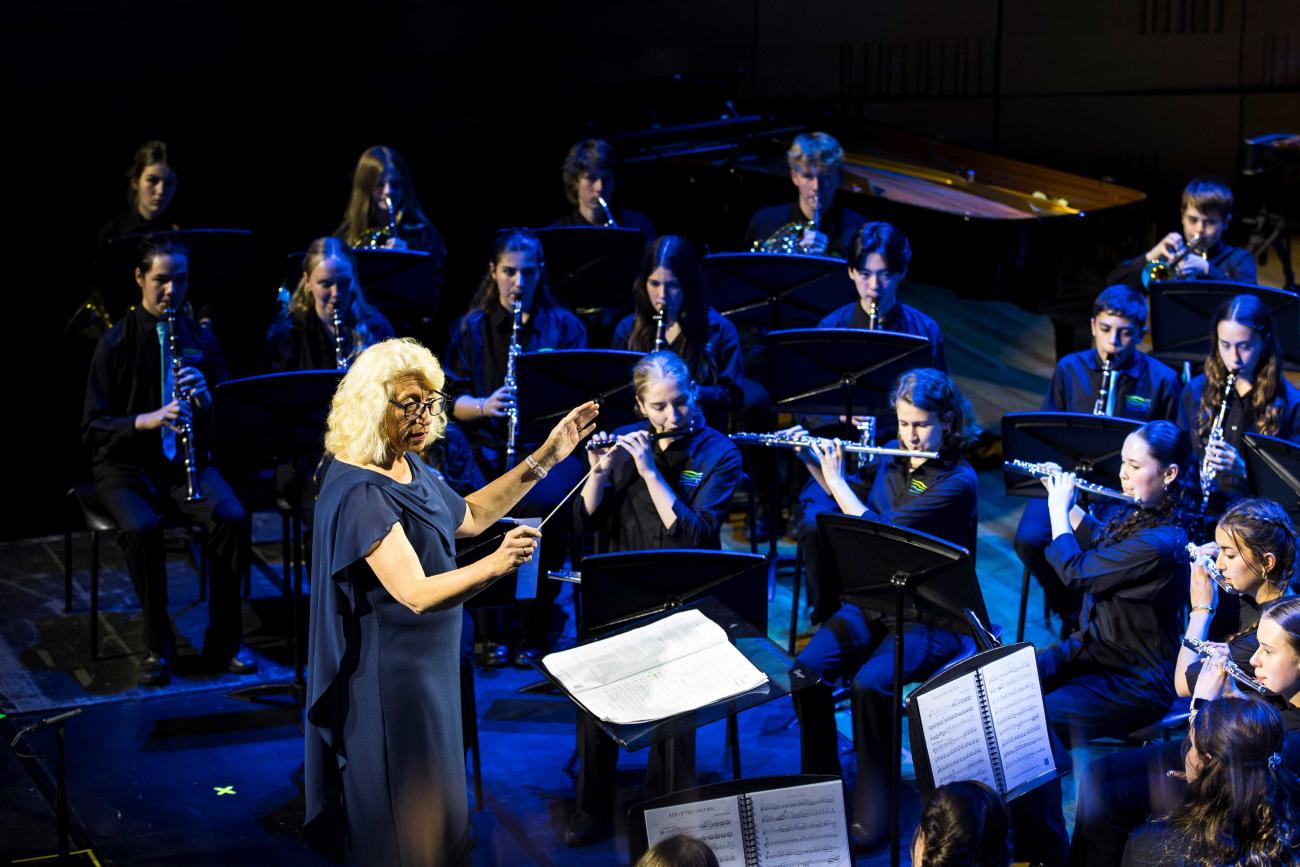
[617,115,1148,338]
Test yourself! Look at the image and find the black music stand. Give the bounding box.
[514,349,643,443]
[1001,412,1141,498]
[820,513,992,867]
[702,252,850,328]
[1243,433,1300,526]
[281,248,436,331]
[530,226,645,313]
[210,370,342,705]
[1148,280,1300,370]
[766,329,932,417]
[104,228,253,323]
[536,595,817,793]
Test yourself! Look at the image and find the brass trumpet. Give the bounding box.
[1141,232,1206,288]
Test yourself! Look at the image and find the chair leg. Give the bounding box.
[280,513,292,598]
[1016,564,1031,643]
[788,549,804,656]
[90,531,101,663]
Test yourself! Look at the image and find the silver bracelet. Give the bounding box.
[524,456,547,479]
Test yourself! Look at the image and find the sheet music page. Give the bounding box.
[543,609,724,691]
[643,795,746,866]
[569,639,768,724]
[542,609,768,724]
[911,673,999,792]
[749,780,852,867]
[980,646,1056,793]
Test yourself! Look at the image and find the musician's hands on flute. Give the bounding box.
[1191,651,1238,703]
[1189,542,1221,612]
[1037,464,1079,512]
[487,525,541,575]
[807,436,846,482]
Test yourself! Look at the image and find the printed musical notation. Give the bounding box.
[911,674,999,791]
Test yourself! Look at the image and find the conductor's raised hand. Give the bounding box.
[488,525,541,577]
[540,400,601,464]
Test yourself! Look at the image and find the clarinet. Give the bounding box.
[597,195,617,228]
[653,305,666,351]
[1201,371,1236,512]
[504,300,523,469]
[165,309,205,502]
[866,301,878,331]
[331,306,349,370]
[1092,357,1115,416]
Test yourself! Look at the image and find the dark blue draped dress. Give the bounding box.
[305,454,469,867]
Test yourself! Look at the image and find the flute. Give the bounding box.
[730,431,938,460]
[1182,636,1271,695]
[1003,459,1141,505]
[1185,542,1242,596]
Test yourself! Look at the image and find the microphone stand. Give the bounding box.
[11,708,84,864]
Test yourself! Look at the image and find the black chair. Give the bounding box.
[63,483,209,661]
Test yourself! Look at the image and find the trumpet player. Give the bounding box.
[790,369,980,851]
[818,222,946,370]
[1071,499,1298,864]
[446,229,587,666]
[743,131,866,257]
[1176,294,1300,515]
[1112,176,1257,287]
[1016,285,1181,637]
[82,238,255,686]
[551,138,655,240]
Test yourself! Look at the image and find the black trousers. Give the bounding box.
[93,461,249,660]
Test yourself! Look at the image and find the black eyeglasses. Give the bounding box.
[390,392,448,420]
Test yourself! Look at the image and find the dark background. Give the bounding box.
[4,0,1298,538]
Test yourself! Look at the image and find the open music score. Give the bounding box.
[642,779,851,867]
[906,643,1057,801]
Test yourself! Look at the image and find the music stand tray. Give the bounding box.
[530,226,645,312]
[515,349,643,442]
[766,328,932,416]
[703,251,851,328]
[1243,432,1300,526]
[1148,280,1300,370]
[1001,412,1141,499]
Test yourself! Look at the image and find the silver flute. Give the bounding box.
[165,308,205,502]
[1182,636,1271,694]
[1003,459,1140,504]
[1201,372,1236,512]
[1185,542,1242,596]
[504,300,523,469]
[731,431,938,460]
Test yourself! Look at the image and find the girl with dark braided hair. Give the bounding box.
[1035,420,1195,746]
[1072,497,1299,864]
[1177,294,1300,514]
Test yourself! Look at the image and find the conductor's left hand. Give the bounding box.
[540,400,601,464]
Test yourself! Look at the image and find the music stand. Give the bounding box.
[1242,433,1300,526]
[530,226,645,313]
[536,595,817,793]
[703,252,851,328]
[281,248,436,332]
[210,370,342,705]
[515,349,643,443]
[104,228,254,323]
[820,513,991,867]
[766,329,932,417]
[1148,280,1300,370]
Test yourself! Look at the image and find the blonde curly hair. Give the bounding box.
[324,338,447,465]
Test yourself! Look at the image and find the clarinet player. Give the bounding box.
[82,238,256,686]
[445,229,587,666]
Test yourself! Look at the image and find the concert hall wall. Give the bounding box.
[5,0,1297,538]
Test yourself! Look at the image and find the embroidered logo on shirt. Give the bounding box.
[908,478,928,496]
[1124,395,1151,415]
[679,470,703,489]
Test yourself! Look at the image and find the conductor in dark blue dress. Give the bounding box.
[304,337,599,866]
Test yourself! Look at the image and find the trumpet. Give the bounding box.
[1201,372,1236,512]
[1142,232,1206,288]
[1182,637,1271,695]
[331,306,349,371]
[597,195,617,228]
[653,305,666,351]
[504,300,523,469]
[1003,459,1140,505]
[730,431,938,460]
[1092,356,1117,416]
[164,308,205,502]
[1185,542,1241,596]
